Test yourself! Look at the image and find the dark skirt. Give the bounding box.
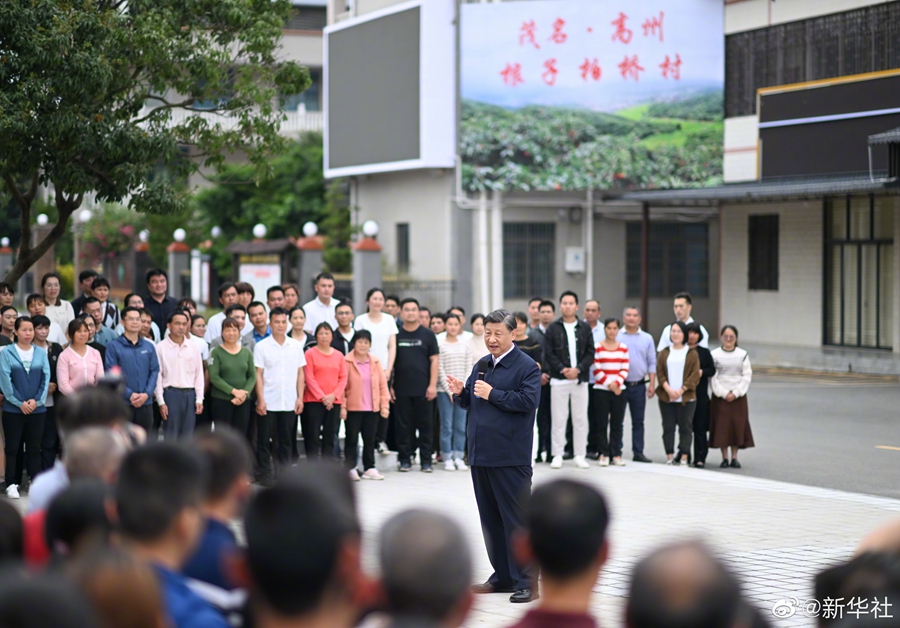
[709,395,754,449]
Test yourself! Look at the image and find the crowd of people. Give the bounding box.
[0,267,757,495]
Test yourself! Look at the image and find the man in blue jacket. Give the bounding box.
[447,310,541,604]
[105,307,160,434]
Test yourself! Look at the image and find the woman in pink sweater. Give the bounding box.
[302,322,348,460]
[57,318,104,396]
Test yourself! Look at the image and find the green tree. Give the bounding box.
[321,181,353,273]
[0,0,309,284]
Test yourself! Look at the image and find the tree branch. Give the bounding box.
[2,171,34,257]
[2,199,77,285]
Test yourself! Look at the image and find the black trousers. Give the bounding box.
[394,396,433,465]
[301,402,339,460]
[256,410,296,481]
[592,389,628,458]
[535,384,551,457]
[472,465,534,590]
[659,400,696,458]
[693,393,711,464]
[3,411,44,487]
[40,406,59,471]
[345,411,378,471]
[209,397,252,438]
[130,405,153,434]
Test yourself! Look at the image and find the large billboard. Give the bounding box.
[461,0,724,192]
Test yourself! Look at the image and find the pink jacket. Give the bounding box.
[342,353,390,413]
[57,346,105,395]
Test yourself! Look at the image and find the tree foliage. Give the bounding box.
[0,0,309,283]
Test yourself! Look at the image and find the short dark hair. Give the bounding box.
[315,272,335,284]
[528,296,543,305]
[139,308,152,319]
[247,301,267,315]
[235,282,255,297]
[313,322,334,339]
[176,297,197,311]
[0,574,100,628]
[224,304,246,317]
[443,313,459,324]
[288,305,306,318]
[121,306,141,320]
[603,317,621,329]
[167,309,189,324]
[217,282,236,297]
[685,322,705,343]
[669,320,689,342]
[266,285,284,299]
[123,293,142,308]
[83,296,100,307]
[245,467,359,616]
[145,268,167,284]
[539,299,556,312]
[483,309,516,333]
[45,479,114,557]
[269,306,289,321]
[221,317,242,332]
[351,329,372,347]
[0,283,12,296]
[190,314,205,327]
[450,305,466,316]
[430,312,446,323]
[674,291,692,304]
[14,316,33,334]
[526,480,609,579]
[627,541,742,628]
[385,294,401,306]
[720,325,739,342]
[26,293,45,307]
[116,443,207,542]
[191,427,252,503]
[79,270,99,284]
[31,315,50,329]
[815,552,900,626]
[66,318,89,341]
[0,306,16,317]
[419,306,431,316]
[559,289,579,304]
[0,500,22,562]
[91,276,110,291]
[57,388,130,434]
[400,298,419,310]
[335,301,353,314]
[513,311,529,325]
[470,313,484,325]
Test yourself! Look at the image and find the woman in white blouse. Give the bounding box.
[709,325,754,469]
[41,273,75,332]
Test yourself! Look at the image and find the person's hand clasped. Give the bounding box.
[445,375,464,396]
[725,392,736,402]
[609,382,622,396]
[474,380,493,400]
[322,394,335,410]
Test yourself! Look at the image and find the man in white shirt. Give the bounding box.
[205,282,252,342]
[657,292,710,352]
[302,272,338,333]
[155,310,204,440]
[254,307,305,484]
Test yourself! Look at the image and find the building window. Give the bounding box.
[626,222,709,298]
[282,68,321,112]
[503,223,555,299]
[725,2,900,117]
[825,195,894,350]
[748,215,779,291]
[396,223,410,275]
[285,5,327,31]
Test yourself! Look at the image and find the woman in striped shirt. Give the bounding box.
[592,318,630,467]
[437,314,473,471]
[709,325,754,468]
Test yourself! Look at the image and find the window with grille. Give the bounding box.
[285,6,327,31]
[725,2,900,117]
[626,222,709,298]
[503,223,555,299]
[748,215,779,291]
[282,68,321,112]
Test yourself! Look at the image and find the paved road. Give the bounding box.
[628,369,900,499]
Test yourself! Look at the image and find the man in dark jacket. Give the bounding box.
[447,310,541,604]
[542,291,595,470]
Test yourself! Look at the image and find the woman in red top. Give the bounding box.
[592,318,630,468]
[302,322,348,460]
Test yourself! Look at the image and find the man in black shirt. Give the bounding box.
[143,268,178,331]
[393,298,439,472]
[70,270,97,317]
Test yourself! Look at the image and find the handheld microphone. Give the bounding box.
[476,356,491,381]
[477,371,485,381]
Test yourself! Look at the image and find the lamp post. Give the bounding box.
[353,220,382,312]
[72,209,93,286]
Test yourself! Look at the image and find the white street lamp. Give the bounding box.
[173,228,186,243]
[36,214,49,226]
[211,226,222,238]
[362,220,379,237]
[253,224,267,239]
[302,222,318,237]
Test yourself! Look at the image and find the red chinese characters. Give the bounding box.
[542,58,558,85]
[579,58,602,81]
[642,12,664,42]
[618,55,644,81]
[611,12,633,44]
[500,63,525,87]
[548,18,567,44]
[659,54,682,80]
[519,20,540,49]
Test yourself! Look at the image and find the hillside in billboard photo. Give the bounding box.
[460,0,725,192]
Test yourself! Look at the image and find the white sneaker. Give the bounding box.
[377,442,390,455]
[680,458,688,467]
[348,469,360,482]
[5,484,18,499]
[611,457,626,467]
[665,459,674,465]
[361,468,384,480]
[454,458,468,471]
[574,456,590,469]
[444,460,456,471]
[598,456,609,467]
[550,456,563,469]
